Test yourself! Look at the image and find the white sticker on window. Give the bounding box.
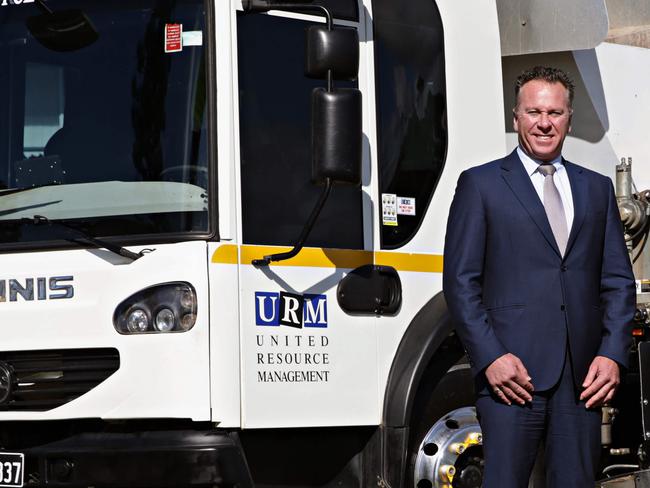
[382,193,398,226]
[397,196,416,216]
[182,31,203,47]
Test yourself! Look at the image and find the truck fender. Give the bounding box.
[382,291,461,427]
[379,291,465,487]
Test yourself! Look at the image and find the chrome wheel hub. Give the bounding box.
[413,406,483,488]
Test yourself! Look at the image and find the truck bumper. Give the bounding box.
[6,428,252,488]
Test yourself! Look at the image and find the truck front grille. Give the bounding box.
[0,348,119,411]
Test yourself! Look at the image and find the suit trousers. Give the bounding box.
[476,348,601,488]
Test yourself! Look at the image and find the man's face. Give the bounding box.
[513,80,572,162]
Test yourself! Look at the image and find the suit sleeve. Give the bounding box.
[443,170,508,373]
[596,180,636,368]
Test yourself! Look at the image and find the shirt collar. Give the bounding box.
[517,146,564,177]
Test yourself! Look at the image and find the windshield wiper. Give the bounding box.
[0,200,62,218]
[22,215,145,261]
[0,183,63,197]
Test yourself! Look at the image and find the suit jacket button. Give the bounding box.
[561,265,567,272]
[560,305,566,311]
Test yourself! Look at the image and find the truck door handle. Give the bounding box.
[337,265,401,315]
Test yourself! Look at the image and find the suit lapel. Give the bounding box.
[500,150,562,258]
[564,160,587,257]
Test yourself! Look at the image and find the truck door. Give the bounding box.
[233,5,379,428]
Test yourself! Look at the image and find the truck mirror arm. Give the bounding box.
[252,177,332,266]
[242,1,332,30]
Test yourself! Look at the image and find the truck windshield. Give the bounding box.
[0,0,210,247]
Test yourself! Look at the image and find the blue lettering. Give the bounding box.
[256,292,328,328]
[255,292,280,326]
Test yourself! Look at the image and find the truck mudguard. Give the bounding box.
[383,291,458,428]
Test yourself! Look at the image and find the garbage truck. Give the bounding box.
[1,0,650,487]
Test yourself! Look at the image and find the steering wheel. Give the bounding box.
[159,165,208,188]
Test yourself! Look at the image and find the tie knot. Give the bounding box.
[537,163,556,177]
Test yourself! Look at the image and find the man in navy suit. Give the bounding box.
[443,66,635,487]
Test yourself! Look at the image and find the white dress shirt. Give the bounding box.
[517,146,574,232]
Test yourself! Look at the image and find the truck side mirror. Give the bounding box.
[305,25,359,81]
[306,24,362,186]
[312,88,362,186]
[248,2,363,266]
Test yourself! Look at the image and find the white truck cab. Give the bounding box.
[9,0,649,487]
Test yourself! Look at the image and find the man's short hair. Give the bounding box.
[514,66,575,108]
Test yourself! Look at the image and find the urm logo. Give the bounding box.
[255,291,327,328]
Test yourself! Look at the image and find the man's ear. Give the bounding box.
[513,109,519,131]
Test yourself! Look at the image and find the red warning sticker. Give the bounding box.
[165,23,183,53]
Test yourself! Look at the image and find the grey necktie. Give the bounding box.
[537,163,568,256]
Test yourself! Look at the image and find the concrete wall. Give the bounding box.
[501,42,650,189]
[605,0,650,48]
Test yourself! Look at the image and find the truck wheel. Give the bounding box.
[408,367,544,488]
[412,405,483,488]
[408,367,483,488]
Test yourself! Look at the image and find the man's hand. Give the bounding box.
[580,356,620,408]
[485,353,534,405]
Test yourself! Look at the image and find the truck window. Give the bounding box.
[23,63,65,158]
[372,0,447,249]
[237,13,363,250]
[0,0,211,246]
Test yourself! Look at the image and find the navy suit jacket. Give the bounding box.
[443,150,636,393]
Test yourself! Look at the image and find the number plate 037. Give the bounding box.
[0,454,23,488]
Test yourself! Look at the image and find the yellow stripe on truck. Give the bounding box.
[212,244,443,273]
[211,244,238,264]
[374,251,444,273]
[240,246,373,269]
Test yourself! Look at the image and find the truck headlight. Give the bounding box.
[113,282,197,334]
[180,313,197,331]
[154,308,176,332]
[126,309,149,333]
